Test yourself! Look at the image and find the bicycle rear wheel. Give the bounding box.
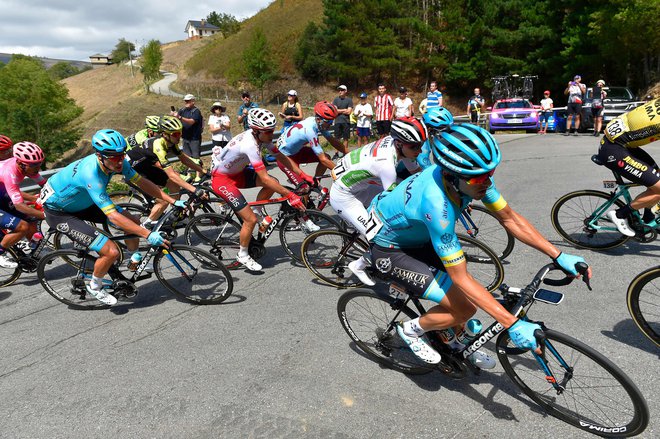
[279,209,341,264]
[497,329,649,437]
[184,213,242,269]
[337,289,432,375]
[37,249,110,310]
[301,230,369,288]
[627,266,660,347]
[458,234,504,292]
[551,190,628,250]
[153,245,233,304]
[462,205,515,260]
[0,248,22,288]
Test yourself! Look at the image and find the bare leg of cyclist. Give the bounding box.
[120,210,141,253]
[235,205,262,271]
[86,240,121,305]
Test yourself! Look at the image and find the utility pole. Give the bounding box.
[128,43,134,77]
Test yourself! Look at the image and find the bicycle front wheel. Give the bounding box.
[627,266,660,347]
[458,234,504,292]
[279,209,341,264]
[463,205,515,260]
[0,248,22,288]
[337,289,432,375]
[153,245,233,304]
[37,249,109,310]
[301,230,369,288]
[497,329,649,437]
[551,190,628,250]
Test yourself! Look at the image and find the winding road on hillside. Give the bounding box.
[149,71,183,97]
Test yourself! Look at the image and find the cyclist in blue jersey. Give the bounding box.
[416,107,454,170]
[276,101,348,186]
[40,129,186,306]
[367,124,591,367]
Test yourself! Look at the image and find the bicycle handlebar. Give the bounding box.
[543,262,591,290]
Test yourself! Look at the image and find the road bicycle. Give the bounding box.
[337,263,649,437]
[0,224,58,288]
[183,192,341,268]
[551,155,660,250]
[38,206,233,309]
[491,76,511,101]
[626,265,660,347]
[301,230,504,292]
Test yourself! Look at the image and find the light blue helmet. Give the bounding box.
[92,129,127,154]
[423,107,454,130]
[430,123,500,175]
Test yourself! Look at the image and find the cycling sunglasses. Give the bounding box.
[401,141,423,151]
[461,169,495,185]
[318,117,333,125]
[100,152,126,162]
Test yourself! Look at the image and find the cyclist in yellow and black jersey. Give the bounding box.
[597,98,660,236]
[126,115,161,148]
[126,115,207,228]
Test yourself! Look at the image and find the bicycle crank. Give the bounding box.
[113,280,138,298]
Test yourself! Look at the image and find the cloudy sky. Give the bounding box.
[0,0,273,61]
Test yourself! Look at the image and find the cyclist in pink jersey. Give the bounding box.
[0,142,47,268]
[211,108,305,271]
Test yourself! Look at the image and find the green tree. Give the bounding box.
[110,38,135,64]
[0,56,83,160]
[242,29,278,99]
[140,39,163,82]
[48,61,91,80]
[206,11,241,37]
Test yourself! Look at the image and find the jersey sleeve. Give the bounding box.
[420,190,465,268]
[153,139,173,167]
[122,160,141,185]
[481,178,507,212]
[309,127,326,155]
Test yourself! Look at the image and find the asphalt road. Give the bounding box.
[1,133,658,438]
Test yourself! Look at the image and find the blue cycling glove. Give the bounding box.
[553,252,586,276]
[147,231,165,246]
[173,200,187,208]
[508,319,542,350]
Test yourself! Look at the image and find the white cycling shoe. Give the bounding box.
[237,254,262,271]
[396,323,441,364]
[468,350,496,370]
[85,284,117,306]
[301,218,320,233]
[607,210,635,237]
[0,253,18,269]
[348,260,375,286]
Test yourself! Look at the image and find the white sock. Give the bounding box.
[403,318,425,337]
[354,254,370,270]
[251,206,265,218]
[91,275,104,290]
[238,246,249,258]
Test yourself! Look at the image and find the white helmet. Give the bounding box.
[247,108,277,131]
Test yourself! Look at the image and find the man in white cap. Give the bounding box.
[333,85,353,156]
[171,94,204,181]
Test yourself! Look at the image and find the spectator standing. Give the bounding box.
[173,94,204,182]
[539,90,554,134]
[564,74,586,136]
[278,89,303,132]
[237,91,259,131]
[332,85,353,154]
[353,92,373,148]
[466,88,486,124]
[426,80,443,109]
[208,101,232,148]
[393,87,413,118]
[374,83,394,138]
[591,79,608,137]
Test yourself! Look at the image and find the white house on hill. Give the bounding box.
[89,53,112,68]
[185,19,221,39]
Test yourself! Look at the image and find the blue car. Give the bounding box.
[488,98,540,133]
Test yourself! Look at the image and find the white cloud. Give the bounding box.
[0,0,272,61]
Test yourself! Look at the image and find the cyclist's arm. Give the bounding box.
[134,175,177,205]
[13,201,45,220]
[254,167,291,197]
[276,152,305,177]
[106,209,151,239]
[179,153,205,173]
[317,152,336,170]
[3,176,44,219]
[326,136,348,154]
[492,204,561,258]
[163,165,197,193]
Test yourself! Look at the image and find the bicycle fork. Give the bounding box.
[530,335,572,394]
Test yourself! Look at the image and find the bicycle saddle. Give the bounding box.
[591,154,604,166]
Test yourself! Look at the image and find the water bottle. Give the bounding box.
[128,252,143,271]
[437,328,456,345]
[651,201,660,215]
[28,232,44,250]
[455,319,483,345]
[258,215,273,233]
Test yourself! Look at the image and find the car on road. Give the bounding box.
[580,86,643,131]
[487,98,539,133]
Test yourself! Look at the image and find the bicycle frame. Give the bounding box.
[587,176,658,231]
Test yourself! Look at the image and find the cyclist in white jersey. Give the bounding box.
[211,109,305,271]
[330,117,428,285]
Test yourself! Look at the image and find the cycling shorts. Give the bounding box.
[567,102,582,115]
[211,168,258,212]
[370,242,453,303]
[598,138,660,187]
[329,185,376,236]
[44,206,110,253]
[132,162,169,187]
[0,208,23,231]
[277,148,320,186]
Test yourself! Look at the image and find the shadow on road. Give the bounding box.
[601,318,659,357]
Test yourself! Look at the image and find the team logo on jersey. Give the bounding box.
[440,233,453,244]
[607,155,616,163]
[425,213,432,222]
[375,257,392,273]
[439,219,450,229]
[56,223,70,233]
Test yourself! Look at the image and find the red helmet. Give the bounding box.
[0,135,13,151]
[314,101,339,120]
[14,141,45,164]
